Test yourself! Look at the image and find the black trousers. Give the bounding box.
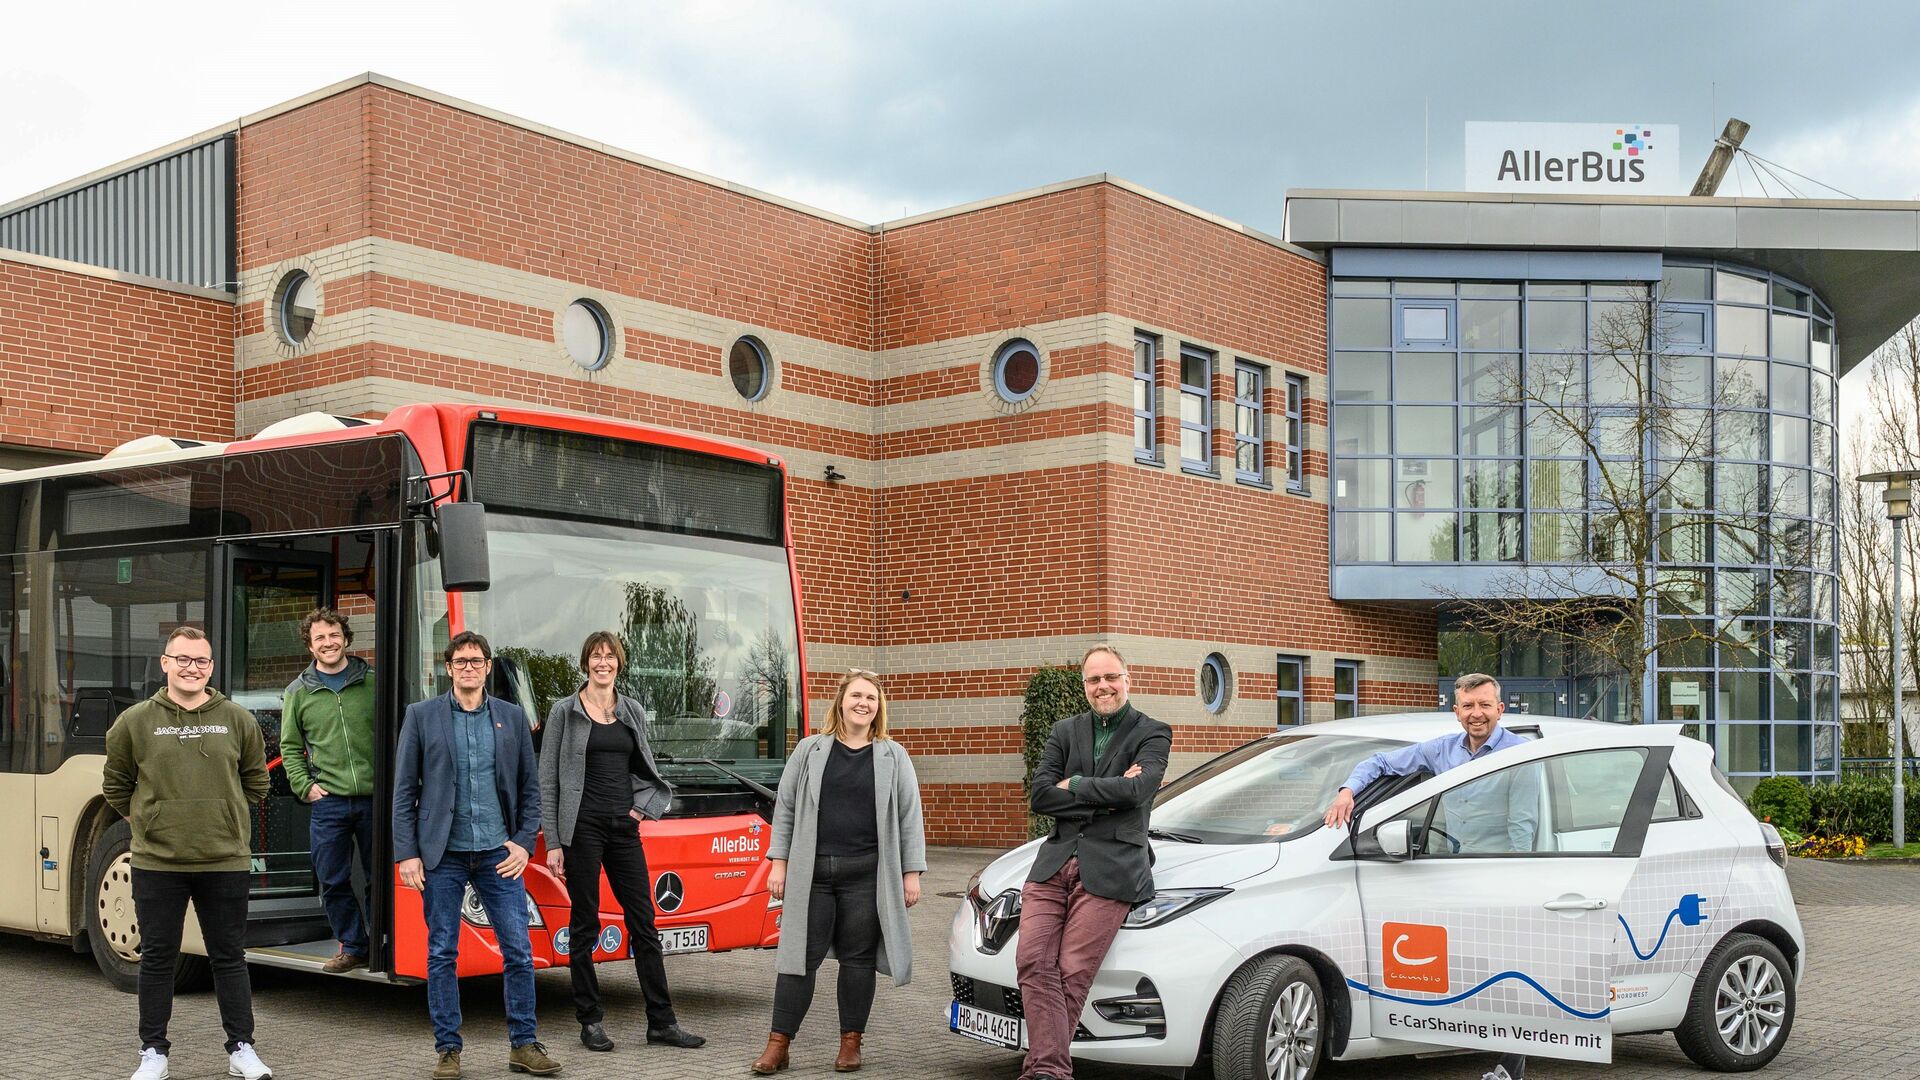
[564,812,677,1028]
[771,851,880,1037]
[131,868,254,1054]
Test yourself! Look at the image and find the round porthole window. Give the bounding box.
[992,338,1042,403]
[730,336,771,401]
[1199,653,1232,713]
[563,299,613,371]
[276,270,318,346]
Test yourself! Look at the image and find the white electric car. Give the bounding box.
[948,715,1803,1079]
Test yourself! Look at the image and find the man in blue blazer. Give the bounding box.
[394,631,559,1079]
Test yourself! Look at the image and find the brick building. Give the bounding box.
[22,76,1908,838]
[0,75,1434,844]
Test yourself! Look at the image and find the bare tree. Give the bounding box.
[1439,287,1780,724]
[1839,323,1920,760]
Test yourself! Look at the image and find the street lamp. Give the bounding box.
[1858,468,1920,849]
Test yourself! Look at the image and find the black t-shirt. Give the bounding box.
[580,719,638,818]
[816,739,879,857]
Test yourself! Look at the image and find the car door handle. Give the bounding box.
[1543,897,1607,911]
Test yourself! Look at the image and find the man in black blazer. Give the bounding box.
[1016,645,1171,1080]
[393,631,558,1079]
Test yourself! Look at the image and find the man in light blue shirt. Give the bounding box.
[1320,672,1536,1080]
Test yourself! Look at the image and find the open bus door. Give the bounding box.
[212,535,399,981]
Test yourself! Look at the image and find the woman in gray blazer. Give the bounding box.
[750,670,927,1074]
[538,631,704,1055]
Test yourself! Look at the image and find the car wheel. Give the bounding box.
[1211,954,1325,1080]
[86,819,213,994]
[1674,932,1794,1071]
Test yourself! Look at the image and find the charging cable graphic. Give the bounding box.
[1619,893,1707,961]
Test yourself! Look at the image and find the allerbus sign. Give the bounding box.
[1465,122,1681,194]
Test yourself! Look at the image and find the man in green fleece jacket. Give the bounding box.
[281,607,377,974]
[102,625,273,1080]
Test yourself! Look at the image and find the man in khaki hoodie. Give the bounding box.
[103,626,273,1080]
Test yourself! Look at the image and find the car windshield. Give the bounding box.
[1149,734,1406,844]
[462,513,800,779]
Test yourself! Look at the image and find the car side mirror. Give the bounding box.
[1376,819,1411,859]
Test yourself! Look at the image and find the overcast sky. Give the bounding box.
[6,0,1919,408]
[10,1,1920,224]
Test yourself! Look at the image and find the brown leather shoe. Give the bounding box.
[749,1032,791,1074]
[431,1049,461,1080]
[833,1031,862,1072]
[322,950,366,974]
[507,1042,561,1076]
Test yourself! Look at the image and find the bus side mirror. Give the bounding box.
[436,500,491,592]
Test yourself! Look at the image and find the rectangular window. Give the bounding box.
[1395,299,1456,349]
[1285,374,1307,491]
[1334,660,1360,720]
[1234,361,1267,486]
[1134,332,1160,463]
[1276,655,1305,726]
[1180,345,1215,473]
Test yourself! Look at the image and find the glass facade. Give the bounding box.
[1330,261,1841,790]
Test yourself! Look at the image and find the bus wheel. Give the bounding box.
[85,820,212,994]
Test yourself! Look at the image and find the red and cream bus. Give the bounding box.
[0,403,804,989]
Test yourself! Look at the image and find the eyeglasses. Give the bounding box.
[1082,672,1127,686]
[845,668,880,679]
[164,654,214,671]
[448,658,490,671]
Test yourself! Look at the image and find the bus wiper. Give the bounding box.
[656,755,777,802]
[1148,827,1205,844]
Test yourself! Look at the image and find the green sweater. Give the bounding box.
[102,689,269,872]
[281,657,377,799]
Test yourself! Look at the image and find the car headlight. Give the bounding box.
[1123,888,1230,929]
[460,885,544,929]
[965,868,986,912]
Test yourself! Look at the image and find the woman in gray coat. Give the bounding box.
[538,631,704,1054]
[750,670,927,1074]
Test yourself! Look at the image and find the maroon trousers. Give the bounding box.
[1013,857,1133,1080]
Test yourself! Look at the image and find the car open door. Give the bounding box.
[1347,734,1672,1064]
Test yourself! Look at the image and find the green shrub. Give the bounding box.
[1747,776,1811,833]
[1803,777,1920,845]
[1021,665,1087,839]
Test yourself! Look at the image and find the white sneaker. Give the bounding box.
[130,1048,169,1080]
[1482,1067,1514,1080]
[228,1042,273,1080]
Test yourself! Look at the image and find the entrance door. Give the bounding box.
[1435,677,1568,716]
[1348,738,1671,1064]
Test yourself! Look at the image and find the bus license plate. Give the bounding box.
[659,925,709,954]
[950,1001,1024,1049]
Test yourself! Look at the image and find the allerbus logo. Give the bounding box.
[1468,122,1679,194]
[1497,125,1652,184]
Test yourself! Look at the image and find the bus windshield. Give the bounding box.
[463,513,801,774]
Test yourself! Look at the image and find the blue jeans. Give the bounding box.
[422,848,538,1051]
[309,794,374,958]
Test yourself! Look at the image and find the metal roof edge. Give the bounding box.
[1285,187,1920,211]
[0,247,238,302]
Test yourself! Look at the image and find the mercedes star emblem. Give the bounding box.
[654,871,685,913]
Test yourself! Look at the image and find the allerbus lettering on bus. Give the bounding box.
[0,403,807,990]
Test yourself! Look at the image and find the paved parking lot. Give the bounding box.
[4,852,1915,1079]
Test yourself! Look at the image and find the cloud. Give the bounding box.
[8,0,1920,234]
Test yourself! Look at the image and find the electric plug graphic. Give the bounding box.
[1676,892,1706,927]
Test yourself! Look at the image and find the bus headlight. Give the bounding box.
[461,885,545,929]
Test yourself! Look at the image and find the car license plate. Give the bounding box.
[659,925,708,954]
[950,1001,1024,1049]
